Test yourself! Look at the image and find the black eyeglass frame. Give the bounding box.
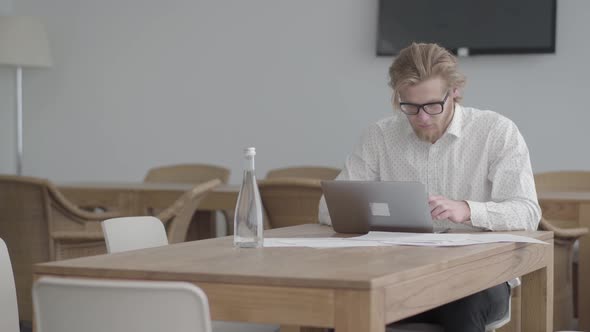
[399,92,450,115]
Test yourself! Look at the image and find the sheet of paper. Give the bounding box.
[463,233,548,245]
[352,232,471,242]
[263,232,547,248]
[264,238,388,248]
[350,231,548,246]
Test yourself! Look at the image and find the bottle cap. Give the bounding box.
[244,147,256,156]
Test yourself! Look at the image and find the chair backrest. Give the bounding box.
[258,178,323,229]
[0,238,19,332]
[144,164,230,184]
[266,166,341,180]
[534,171,590,191]
[158,179,222,243]
[102,217,168,253]
[0,175,52,322]
[33,277,212,332]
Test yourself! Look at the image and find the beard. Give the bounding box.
[412,126,440,143]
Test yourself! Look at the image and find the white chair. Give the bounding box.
[33,276,212,332]
[101,217,278,332]
[102,216,168,253]
[484,278,520,331]
[0,238,19,332]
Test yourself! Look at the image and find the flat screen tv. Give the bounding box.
[377,0,556,56]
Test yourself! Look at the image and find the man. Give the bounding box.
[318,43,541,331]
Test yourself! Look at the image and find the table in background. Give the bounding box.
[59,182,240,239]
[538,190,590,331]
[35,224,554,331]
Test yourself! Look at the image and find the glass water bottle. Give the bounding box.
[233,147,264,248]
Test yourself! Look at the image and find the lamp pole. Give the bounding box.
[16,66,23,175]
[0,16,52,175]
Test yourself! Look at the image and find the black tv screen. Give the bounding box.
[377,0,556,56]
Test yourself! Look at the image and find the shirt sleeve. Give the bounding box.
[318,125,381,225]
[466,118,541,231]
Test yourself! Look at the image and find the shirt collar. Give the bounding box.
[445,103,464,138]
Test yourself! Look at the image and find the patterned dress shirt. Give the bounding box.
[319,104,541,231]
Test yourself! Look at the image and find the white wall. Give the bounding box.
[0,0,14,173]
[0,0,11,15]
[2,0,588,182]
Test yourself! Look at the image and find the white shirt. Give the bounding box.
[319,104,541,231]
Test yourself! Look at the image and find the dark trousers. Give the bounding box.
[390,282,511,332]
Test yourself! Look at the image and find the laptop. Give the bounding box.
[321,180,438,234]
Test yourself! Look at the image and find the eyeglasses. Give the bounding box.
[399,92,449,115]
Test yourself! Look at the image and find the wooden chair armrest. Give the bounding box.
[539,218,589,240]
[47,183,125,221]
[157,179,222,222]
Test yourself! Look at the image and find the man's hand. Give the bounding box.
[428,195,471,225]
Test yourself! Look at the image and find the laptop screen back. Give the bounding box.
[321,180,433,234]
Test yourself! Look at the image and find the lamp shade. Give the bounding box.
[0,16,52,68]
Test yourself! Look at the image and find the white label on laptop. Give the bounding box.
[370,202,390,217]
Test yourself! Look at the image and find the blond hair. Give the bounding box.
[389,43,466,107]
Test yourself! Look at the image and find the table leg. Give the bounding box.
[521,251,554,331]
[334,289,384,332]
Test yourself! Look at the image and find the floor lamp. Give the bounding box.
[0,16,52,175]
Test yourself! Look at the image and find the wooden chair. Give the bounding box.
[0,175,122,322]
[145,163,231,238]
[97,179,222,248]
[33,277,213,332]
[538,217,588,331]
[535,171,590,192]
[266,166,341,180]
[155,179,222,242]
[144,163,230,184]
[534,171,590,324]
[258,178,323,229]
[101,179,222,251]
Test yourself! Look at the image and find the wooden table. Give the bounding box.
[34,224,554,331]
[59,182,240,215]
[538,190,590,330]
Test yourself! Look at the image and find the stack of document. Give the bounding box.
[263,231,547,249]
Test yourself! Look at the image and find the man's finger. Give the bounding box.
[431,205,446,218]
[428,195,445,202]
[435,211,451,220]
